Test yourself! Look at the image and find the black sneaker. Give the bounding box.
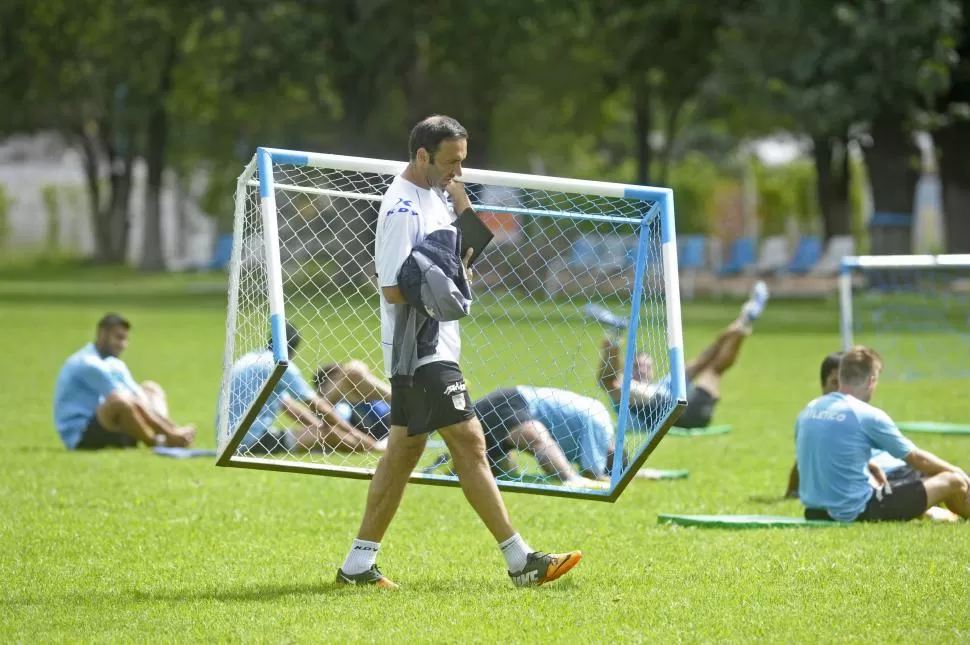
[508,551,582,588]
[335,565,398,589]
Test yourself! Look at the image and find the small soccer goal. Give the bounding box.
[840,254,970,380]
[217,147,686,501]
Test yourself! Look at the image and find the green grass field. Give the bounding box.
[2,267,968,642]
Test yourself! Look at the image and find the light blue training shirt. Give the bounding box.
[53,343,143,448]
[220,349,316,447]
[795,392,915,521]
[516,386,615,478]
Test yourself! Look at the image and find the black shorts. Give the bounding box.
[675,384,718,429]
[242,429,296,455]
[472,388,533,474]
[805,480,928,523]
[74,415,138,450]
[390,361,475,436]
[857,480,928,521]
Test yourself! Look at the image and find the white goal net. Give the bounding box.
[217,148,686,500]
[840,254,970,381]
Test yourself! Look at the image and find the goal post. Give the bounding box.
[840,254,970,381]
[217,146,687,501]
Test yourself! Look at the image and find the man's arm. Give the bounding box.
[445,180,473,215]
[785,462,799,498]
[866,460,888,487]
[509,420,578,482]
[306,394,368,436]
[382,286,406,304]
[905,447,966,477]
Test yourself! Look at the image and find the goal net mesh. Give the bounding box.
[218,153,683,498]
[842,259,970,381]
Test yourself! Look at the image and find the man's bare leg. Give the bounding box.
[439,418,515,542]
[355,426,429,542]
[923,472,970,518]
[96,392,194,447]
[140,380,169,417]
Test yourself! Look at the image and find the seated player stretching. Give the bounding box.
[592,281,769,430]
[796,346,970,522]
[787,353,948,494]
[473,386,616,489]
[221,324,383,454]
[313,361,392,441]
[54,313,195,450]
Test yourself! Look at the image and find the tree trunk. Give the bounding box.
[863,113,919,255]
[812,135,852,240]
[76,130,108,262]
[174,169,190,258]
[656,98,686,187]
[633,80,652,186]
[139,44,177,272]
[938,120,970,253]
[108,145,134,264]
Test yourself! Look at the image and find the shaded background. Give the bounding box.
[0,0,967,272]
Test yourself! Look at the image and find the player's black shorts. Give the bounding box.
[74,415,138,450]
[675,384,718,429]
[472,388,533,474]
[390,361,475,436]
[242,429,297,455]
[805,480,927,522]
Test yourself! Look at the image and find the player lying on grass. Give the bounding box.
[796,345,970,522]
[221,324,384,454]
[473,386,614,489]
[54,313,196,450]
[313,361,391,441]
[338,115,580,590]
[591,281,769,430]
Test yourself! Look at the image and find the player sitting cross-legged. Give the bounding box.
[796,345,970,522]
[221,324,384,455]
[591,280,769,431]
[53,313,196,450]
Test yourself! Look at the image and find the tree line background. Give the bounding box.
[1,0,968,270]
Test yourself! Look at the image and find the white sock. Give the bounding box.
[341,538,380,575]
[498,533,533,573]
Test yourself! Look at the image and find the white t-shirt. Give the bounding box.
[375,174,461,377]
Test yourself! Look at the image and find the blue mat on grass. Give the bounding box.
[153,447,218,459]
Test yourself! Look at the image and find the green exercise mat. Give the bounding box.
[897,421,970,435]
[668,424,732,437]
[658,514,843,529]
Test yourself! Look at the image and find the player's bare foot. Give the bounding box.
[166,425,196,447]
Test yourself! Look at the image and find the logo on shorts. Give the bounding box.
[443,381,467,396]
[452,394,467,410]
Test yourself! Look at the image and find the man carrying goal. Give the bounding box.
[336,115,581,589]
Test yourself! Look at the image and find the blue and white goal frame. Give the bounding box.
[217,147,687,502]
